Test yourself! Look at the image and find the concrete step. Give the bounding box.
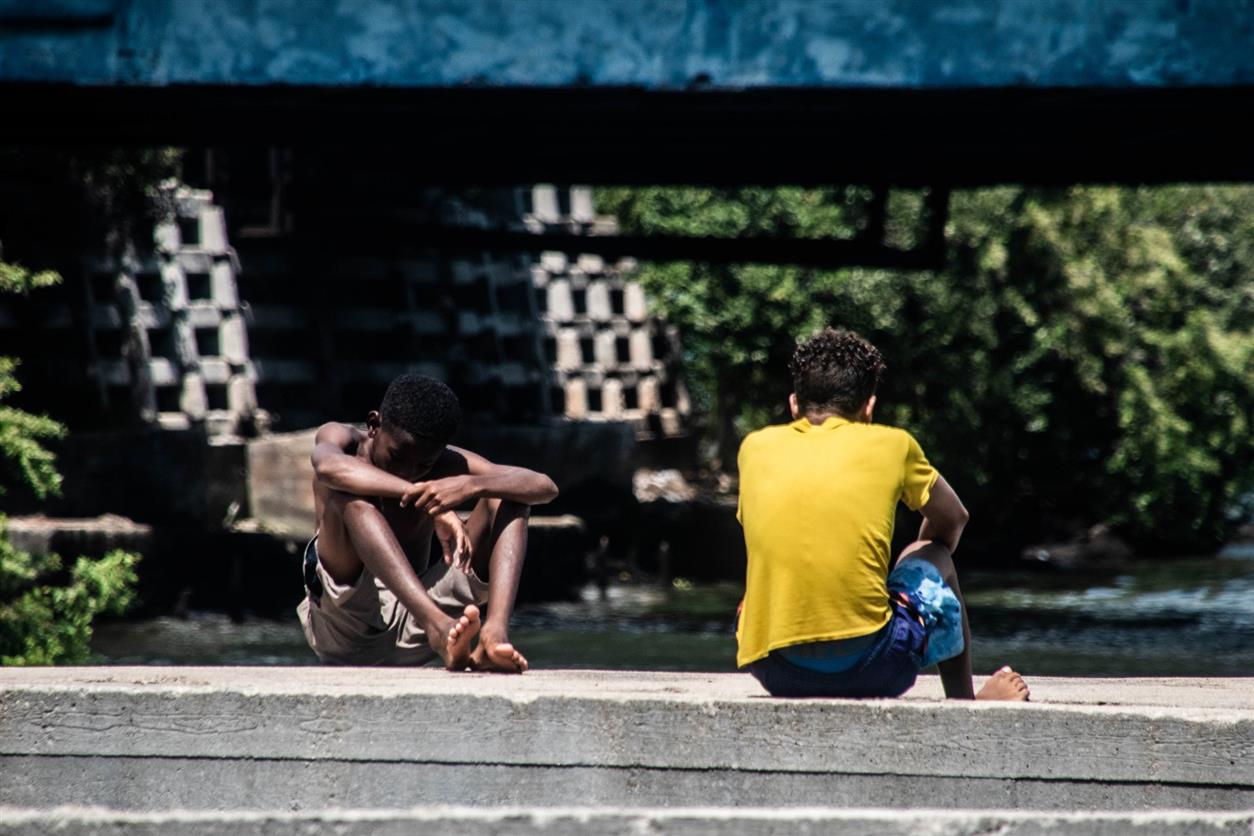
[1,806,1252,836]
[2,669,1253,814]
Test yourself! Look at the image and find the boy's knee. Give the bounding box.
[898,540,954,572]
[329,492,381,526]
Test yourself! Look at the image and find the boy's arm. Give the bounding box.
[400,445,559,514]
[310,422,412,499]
[914,474,969,554]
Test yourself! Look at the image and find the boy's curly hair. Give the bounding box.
[379,374,461,442]
[790,328,885,417]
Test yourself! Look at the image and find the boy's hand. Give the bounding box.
[432,510,473,572]
[400,475,481,515]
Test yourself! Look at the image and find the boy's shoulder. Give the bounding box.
[740,420,921,456]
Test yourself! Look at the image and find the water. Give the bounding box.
[90,553,1254,676]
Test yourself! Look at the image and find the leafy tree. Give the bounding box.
[597,186,1254,553]
[0,265,139,664]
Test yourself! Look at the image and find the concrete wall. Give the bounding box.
[2,669,1254,825]
[2,0,1253,90]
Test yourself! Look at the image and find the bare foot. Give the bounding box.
[976,666,1030,701]
[435,604,480,671]
[470,630,528,673]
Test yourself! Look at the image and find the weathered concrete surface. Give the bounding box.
[1,806,1253,836]
[2,668,1252,814]
[3,0,1253,89]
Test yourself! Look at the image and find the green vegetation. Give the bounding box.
[598,186,1254,553]
[0,266,139,665]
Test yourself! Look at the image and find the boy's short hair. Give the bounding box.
[790,328,885,417]
[379,374,461,442]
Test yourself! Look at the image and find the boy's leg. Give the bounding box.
[896,541,1029,701]
[462,497,530,672]
[319,490,479,669]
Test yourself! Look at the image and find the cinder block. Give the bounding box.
[159,262,187,308]
[601,378,624,418]
[540,251,567,273]
[586,282,612,321]
[153,220,179,254]
[200,359,231,384]
[545,280,574,321]
[199,206,228,253]
[624,282,648,321]
[594,331,617,367]
[221,315,249,365]
[576,252,604,274]
[185,304,221,328]
[227,374,258,416]
[531,185,560,223]
[629,329,654,368]
[570,186,595,223]
[638,377,661,412]
[211,262,239,308]
[148,358,179,387]
[180,371,208,420]
[555,329,582,371]
[660,408,681,436]
[564,377,587,419]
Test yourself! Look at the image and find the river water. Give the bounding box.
[90,550,1254,676]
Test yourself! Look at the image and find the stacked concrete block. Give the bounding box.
[85,185,261,437]
[524,185,689,436]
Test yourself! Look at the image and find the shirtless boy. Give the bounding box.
[297,374,558,670]
[736,328,1029,700]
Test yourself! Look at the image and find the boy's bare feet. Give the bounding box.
[435,604,480,671]
[470,629,528,673]
[976,666,1030,701]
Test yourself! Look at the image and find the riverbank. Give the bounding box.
[88,547,1254,675]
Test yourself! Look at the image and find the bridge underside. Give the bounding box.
[6,84,1252,186]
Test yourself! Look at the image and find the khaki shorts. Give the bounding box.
[297,536,490,666]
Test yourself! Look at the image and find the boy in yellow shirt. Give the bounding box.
[736,328,1028,700]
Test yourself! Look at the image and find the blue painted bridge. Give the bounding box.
[2,0,1253,183]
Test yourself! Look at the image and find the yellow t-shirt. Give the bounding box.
[735,416,939,668]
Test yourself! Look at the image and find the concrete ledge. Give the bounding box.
[1,806,1252,836]
[2,669,1253,813]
